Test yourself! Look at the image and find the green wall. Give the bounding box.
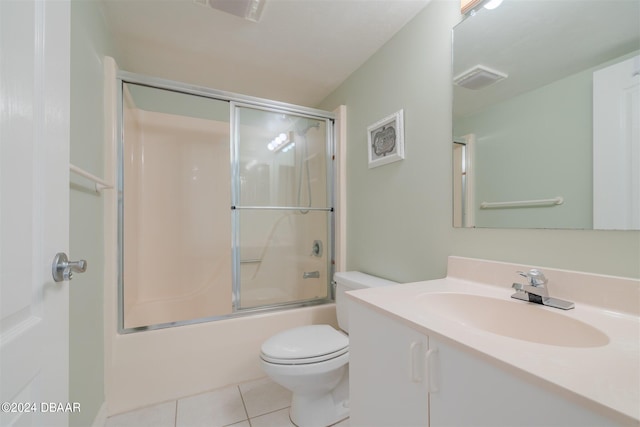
[456,69,592,229]
[69,1,117,425]
[455,50,639,229]
[320,0,640,281]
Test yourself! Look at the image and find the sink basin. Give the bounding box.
[418,293,610,348]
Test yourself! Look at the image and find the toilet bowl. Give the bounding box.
[260,325,349,427]
[260,272,397,427]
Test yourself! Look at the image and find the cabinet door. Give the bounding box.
[349,301,429,427]
[429,337,618,427]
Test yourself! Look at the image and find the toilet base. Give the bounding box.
[289,371,349,427]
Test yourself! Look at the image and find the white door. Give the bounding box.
[593,55,640,230]
[0,1,70,426]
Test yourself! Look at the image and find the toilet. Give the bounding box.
[260,271,397,427]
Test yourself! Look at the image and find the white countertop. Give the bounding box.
[346,266,640,425]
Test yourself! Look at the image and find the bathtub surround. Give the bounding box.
[318,0,640,281]
[117,79,334,331]
[104,302,337,415]
[121,87,233,329]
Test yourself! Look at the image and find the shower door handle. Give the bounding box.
[303,271,320,279]
[52,252,87,282]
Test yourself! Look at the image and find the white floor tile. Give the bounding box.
[249,408,295,427]
[105,401,176,427]
[176,385,247,427]
[332,418,350,427]
[226,421,251,427]
[239,377,292,418]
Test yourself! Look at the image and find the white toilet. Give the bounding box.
[260,271,397,427]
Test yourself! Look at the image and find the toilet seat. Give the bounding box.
[261,346,348,365]
[261,325,348,365]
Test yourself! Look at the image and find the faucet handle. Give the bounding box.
[517,269,548,286]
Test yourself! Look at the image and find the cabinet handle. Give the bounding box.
[409,341,424,383]
[425,348,439,393]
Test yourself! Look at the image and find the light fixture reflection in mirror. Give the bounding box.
[483,0,503,10]
[452,0,640,230]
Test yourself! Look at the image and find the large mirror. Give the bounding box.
[452,0,640,230]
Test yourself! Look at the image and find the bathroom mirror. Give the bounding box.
[452,0,640,230]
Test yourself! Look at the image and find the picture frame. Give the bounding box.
[367,109,404,168]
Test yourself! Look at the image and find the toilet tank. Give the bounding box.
[334,271,397,333]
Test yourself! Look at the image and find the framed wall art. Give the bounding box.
[367,109,404,168]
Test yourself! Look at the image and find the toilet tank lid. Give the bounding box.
[333,271,397,289]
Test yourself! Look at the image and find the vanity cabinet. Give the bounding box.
[348,299,620,427]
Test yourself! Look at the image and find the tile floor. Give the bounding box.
[105,377,350,427]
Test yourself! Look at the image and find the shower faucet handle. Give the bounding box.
[310,240,323,257]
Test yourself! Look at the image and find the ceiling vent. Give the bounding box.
[195,0,266,22]
[453,65,508,90]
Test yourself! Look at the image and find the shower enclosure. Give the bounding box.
[117,73,334,332]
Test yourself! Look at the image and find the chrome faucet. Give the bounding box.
[511,269,574,310]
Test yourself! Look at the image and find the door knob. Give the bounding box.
[52,252,87,282]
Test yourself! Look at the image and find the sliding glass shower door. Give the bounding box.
[117,74,335,332]
[121,83,232,329]
[232,105,333,310]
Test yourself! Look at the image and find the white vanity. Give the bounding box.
[346,257,640,426]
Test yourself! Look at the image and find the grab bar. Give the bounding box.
[70,164,113,193]
[240,259,262,264]
[232,205,332,212]
[480,196,563,209]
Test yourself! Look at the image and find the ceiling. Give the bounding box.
[100,0,431,108]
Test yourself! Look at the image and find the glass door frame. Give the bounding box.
[116,70,336,333]
[230,102,335,312]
